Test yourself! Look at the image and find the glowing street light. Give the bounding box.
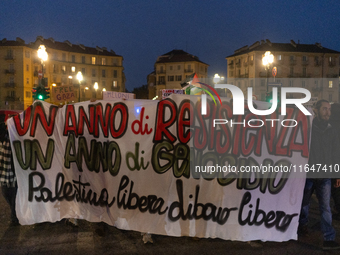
[77,71,83,102]
[93,82,98,99]
[262,51,274,67]
[94,82,98,90]
[37,45,48,62]
[214,73,225,96]
[213,73,221,84]
[262,51,274,93]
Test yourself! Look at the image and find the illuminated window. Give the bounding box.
[277,55,282,61]
[92,57,96,65]
[71,66,76,73]
[61,66,66,74]
[102,58,106,65]
[329,81,333,88]
[113,81,117,87]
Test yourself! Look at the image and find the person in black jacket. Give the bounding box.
[0,115,19,226]
[330,103,340,219]
[298,99,340,250]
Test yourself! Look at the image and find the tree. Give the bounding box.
[132,85,149,99]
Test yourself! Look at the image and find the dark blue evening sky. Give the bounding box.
[1,0,339,91]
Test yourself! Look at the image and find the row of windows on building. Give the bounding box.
[230,55,339,66]
[4,62,119,79]
[5,49,120,66]
[49,64,119,78]
[230,66,335,77]
[158,64,207,73]
[232,79,335,89]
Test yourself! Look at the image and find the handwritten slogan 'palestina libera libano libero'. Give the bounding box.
[8,94,311,241]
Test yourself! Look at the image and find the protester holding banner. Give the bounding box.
[298,99,340,250]
[330,103,340,220]
[0,115,19,226]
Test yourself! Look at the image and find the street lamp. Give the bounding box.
[213,73,221,84]
[213,73,225,95]
[76,71,83,102]
[93,82,98,99]
[37,45,48,84]
[262,51,274,93]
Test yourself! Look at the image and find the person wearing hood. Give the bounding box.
[298,99,340,250]
[0,114,19,226]
[330,103,340,220]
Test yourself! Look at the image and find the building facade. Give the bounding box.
[148,50,209,99]
[0,36,125,110]
[226,39,340,103]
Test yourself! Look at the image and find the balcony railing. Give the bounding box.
[235,62,241,68]
[259,72,267,77]
[314,61,322,66]
[287,73,301,78]
[5,96,18,101]
[5,83,16,88]
[238,74,249,78]
[289,60,296,65]
[184,69,193,73]
[327,74,339,78]
[157,81,165,85]
[301,73,312,78]
[5,69,15,74]
[312,87,323,92]
[157,70,166,74]
[301,60,309,66]
[329,62,336,67]
[5,56,14,60]
[112,86,121,91]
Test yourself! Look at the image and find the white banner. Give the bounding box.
[8,95,311,241]
[103,91,135,100]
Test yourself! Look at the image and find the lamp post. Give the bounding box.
[76,71,83,102]
[37,45,48,86]
[262,51,274,93]
[94,82,98,99]
[213,73,225,95]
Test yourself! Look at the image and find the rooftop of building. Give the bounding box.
[226,39,340,58]
[156,49,209,65]
[0,36,121,57]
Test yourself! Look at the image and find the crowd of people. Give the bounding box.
[1,100,340,249]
